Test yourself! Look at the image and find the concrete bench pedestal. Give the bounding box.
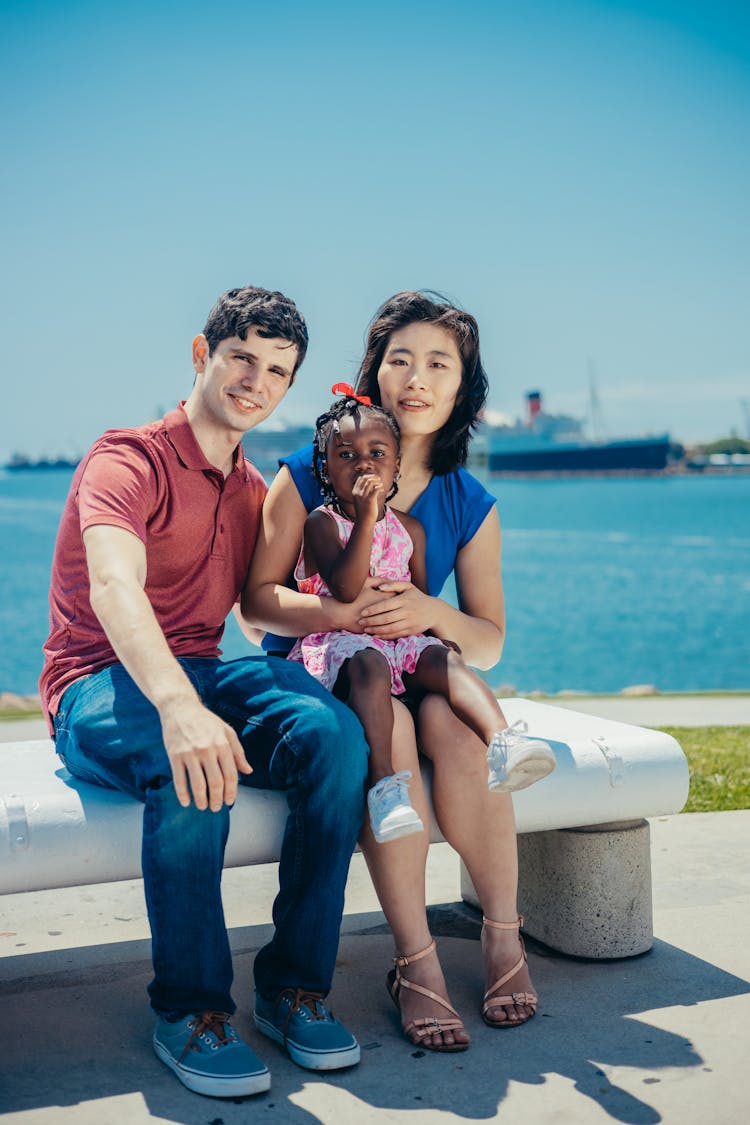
[461,817,653,959]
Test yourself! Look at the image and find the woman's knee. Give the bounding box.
[418,695,486,767]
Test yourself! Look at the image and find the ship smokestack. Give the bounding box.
[527,391,542,423]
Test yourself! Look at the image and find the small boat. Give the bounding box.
[3,453,80,472]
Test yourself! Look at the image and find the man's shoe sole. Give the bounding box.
[153,1037,271,1097]
[488,746,556,793]
[253,1012,361,1070]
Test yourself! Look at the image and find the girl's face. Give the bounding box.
[376,321,463,441]
[324,413,400,511]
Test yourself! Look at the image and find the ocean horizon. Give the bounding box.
[1,468,749,698]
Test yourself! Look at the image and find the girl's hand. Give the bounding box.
[358,580,437,639]
[352,473,384,522]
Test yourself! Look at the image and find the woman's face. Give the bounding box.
[376,322,463,440]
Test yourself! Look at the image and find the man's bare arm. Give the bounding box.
[83,524,252,811]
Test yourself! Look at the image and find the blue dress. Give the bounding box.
[261,444,497,655]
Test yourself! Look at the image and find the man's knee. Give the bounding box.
[294,693,368,784]
[146,783,230,840]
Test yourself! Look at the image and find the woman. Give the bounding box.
[243,291,539,1052]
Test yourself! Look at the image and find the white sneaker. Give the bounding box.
[487,720,556,793]
[367,771,424,843]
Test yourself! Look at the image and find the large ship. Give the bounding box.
[474,391,672,475]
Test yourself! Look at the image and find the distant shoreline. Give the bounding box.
[4,686,750,721]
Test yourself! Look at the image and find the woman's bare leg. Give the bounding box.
[361,698,470,1049]
[418,694,536,1025]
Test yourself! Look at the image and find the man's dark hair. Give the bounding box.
[203,286,308,376]
[354,290,488,474]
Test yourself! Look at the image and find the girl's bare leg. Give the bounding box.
[418,694,536,1025]
[360,698,470,1049]
[406,645,507,745]
[344,649,398,782]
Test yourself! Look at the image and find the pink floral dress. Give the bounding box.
[288,505,445,694]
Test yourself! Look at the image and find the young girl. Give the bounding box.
[288,387,555,844]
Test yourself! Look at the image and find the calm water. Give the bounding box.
[1,469,748,696]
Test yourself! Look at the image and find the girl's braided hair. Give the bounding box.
[311,395,401,512]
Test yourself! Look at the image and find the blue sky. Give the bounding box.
[1,0,749,460]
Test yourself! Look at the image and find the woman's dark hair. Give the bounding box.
[311,396,401,511]
[354,290,488,474]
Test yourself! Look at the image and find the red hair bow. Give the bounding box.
[331,382,371,406]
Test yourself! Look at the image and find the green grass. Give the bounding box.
[659,726,750,812]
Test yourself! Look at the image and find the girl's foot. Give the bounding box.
[487,721,556,792]
[387,939,470,1051]
[368,771,424,843]
[481,915,538,1027]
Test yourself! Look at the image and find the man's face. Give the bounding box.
[192,326,298,437]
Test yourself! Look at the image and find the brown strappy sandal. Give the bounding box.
[386,939,470,1052]
[482,914,538,1028]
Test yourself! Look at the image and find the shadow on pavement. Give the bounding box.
[2,906,748,1124]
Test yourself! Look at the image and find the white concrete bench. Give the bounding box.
[0,698,689,959]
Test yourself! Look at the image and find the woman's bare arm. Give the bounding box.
[394,511,429,595]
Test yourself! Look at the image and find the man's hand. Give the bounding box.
[160,700,253,812]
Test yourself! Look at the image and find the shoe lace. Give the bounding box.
[179,1011,236,1060]
[372,770,412,811]
[491,719,529,757]
[501,719,528,745]
[277,988,331,1039]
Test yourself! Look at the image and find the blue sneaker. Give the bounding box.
[153,1011,270,1097]
[254,989,360,1070]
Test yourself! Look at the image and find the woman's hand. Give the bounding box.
[357,580,437,639]
[325,575,391,633]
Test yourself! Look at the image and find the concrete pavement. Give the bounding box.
[1,697,749,1123]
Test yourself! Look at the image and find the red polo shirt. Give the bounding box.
[40,405,267,730]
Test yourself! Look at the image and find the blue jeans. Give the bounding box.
[53,656,369,1015]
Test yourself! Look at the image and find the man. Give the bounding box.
[40,287,368,1098]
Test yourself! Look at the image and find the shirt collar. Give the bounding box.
[164,403,247,479]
